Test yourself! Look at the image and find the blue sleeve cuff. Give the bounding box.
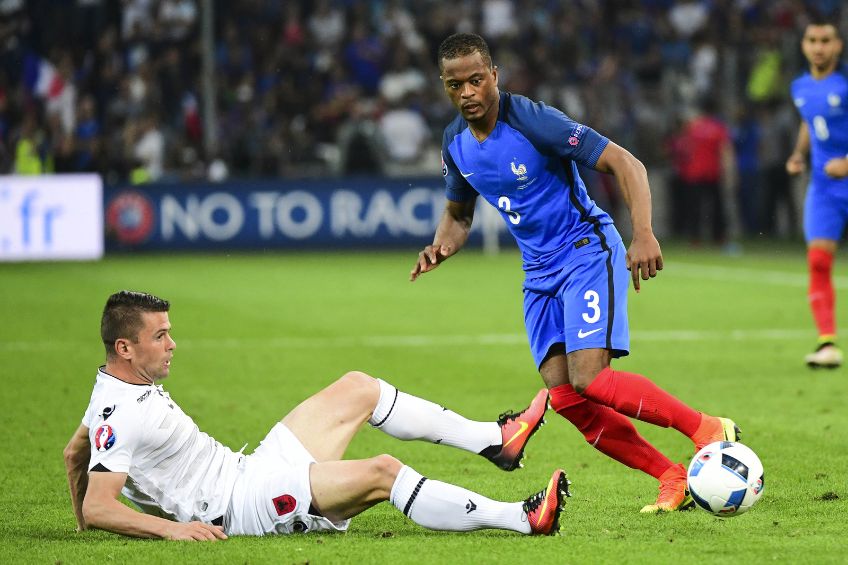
[586,137,610,168]
[446,187,476,202]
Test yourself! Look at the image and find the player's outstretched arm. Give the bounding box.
[410,198,476,281]
[594,141,662,292]
[786,122,810,175]
[83,471,227,541]
[64,424,91,531]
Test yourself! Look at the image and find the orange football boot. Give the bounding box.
[480,388,548,471]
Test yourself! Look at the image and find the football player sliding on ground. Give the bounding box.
[64,290,567,540]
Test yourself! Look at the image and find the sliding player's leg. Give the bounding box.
[281,371,546,469]
[240,407,565,535]
[308,456,569,535]
[369,377,548,471]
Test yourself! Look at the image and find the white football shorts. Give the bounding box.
[223,422,351,535]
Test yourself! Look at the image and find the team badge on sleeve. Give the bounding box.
[94,425,116,452]
[441,153,448,177]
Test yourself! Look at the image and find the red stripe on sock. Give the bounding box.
[808,248,836,338]
[582,367,701,437]
[550,384,673,479]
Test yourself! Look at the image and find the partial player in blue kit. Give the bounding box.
[439,77,630,362]
[786,16,848,368]
[411,33,739,513]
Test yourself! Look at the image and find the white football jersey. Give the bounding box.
[83,368,241,523]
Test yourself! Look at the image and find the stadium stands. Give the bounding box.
[0,1,844,240]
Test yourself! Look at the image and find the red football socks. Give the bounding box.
[582,367,701,438]
[808,248,836,339]
[550,383,674,479]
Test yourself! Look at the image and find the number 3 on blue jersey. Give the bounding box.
[582,290,600,323]
[498,196,521,225]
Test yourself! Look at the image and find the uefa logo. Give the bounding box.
[106,190,155,245]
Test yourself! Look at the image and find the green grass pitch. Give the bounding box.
[1,245,845,564]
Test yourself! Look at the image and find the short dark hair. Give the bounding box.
[806,14,843,39]
[438,33,493,71]
[101,291,170,356]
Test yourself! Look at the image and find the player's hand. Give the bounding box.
[164,521,228,541]
[626,233,663,293]
[824,157,848,178]
[410,244,453,282]
[786,152,806,175]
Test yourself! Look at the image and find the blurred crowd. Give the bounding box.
[1,0,845,238]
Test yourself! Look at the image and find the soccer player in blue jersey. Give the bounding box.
[411,33,739,513]
[786,18,848,369]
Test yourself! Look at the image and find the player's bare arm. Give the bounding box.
[824,157,848,178]
[410,198,476,281]
[786,122,810,175]
[64,424,91,530]
[83,471,227,541]
[593,141,662,292]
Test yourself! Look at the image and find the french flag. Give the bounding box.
[23,53,65,99]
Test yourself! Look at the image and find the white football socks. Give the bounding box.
[369,379,501,453]
[389,465,530,533]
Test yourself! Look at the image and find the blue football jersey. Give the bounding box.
[441,92,621,276]
[791,63,848,189]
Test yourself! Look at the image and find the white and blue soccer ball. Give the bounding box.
[687,441,764,517]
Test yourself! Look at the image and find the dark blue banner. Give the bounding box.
[104,177,507,251]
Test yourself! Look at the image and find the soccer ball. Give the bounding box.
[687,441,764,517]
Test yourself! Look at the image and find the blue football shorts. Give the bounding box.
[523,242,631,368]
[804,182,848,242]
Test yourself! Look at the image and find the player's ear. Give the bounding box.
[491,65,498,85]
[114,338,132,360]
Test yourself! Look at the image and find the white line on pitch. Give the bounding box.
[0,329,812,352]
[670,262,848,289]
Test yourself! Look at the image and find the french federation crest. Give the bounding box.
[828,93,841,107]
[94,425,116,452]
[511,161,528,181]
